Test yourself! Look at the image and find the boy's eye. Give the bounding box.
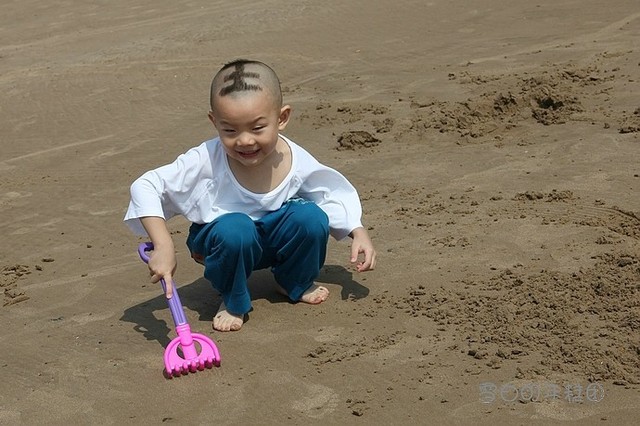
[253,126,265,131]
[223,129,236,133]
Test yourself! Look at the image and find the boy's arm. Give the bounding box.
[140,216,177,298]
[349,227,376,272]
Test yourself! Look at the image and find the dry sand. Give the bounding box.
[1,0,639,424]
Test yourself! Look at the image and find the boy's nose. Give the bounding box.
[237,133,255,145]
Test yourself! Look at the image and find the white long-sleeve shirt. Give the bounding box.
[124,134,363,240]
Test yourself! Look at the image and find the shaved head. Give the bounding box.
[210,59,283,110]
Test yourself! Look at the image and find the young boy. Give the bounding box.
[124,59,376,331]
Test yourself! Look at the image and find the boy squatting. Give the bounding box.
[124,59,377,332]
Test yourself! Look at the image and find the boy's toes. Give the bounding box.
[213,304,243,332]
[300,285,329,305]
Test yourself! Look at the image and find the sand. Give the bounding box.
[1,0,639,424]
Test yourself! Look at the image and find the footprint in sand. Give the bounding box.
[313,325,344,343]
[291,382,340,419]
[0,409,22,424]
[262,371,339,419]
[0,191,32,209]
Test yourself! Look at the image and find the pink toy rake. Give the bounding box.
[138,242,221,378]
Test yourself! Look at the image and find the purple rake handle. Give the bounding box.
[137,242,187,327]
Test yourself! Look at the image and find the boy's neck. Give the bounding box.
[227,136,292,194]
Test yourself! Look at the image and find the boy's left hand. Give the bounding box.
[349,227,377,272]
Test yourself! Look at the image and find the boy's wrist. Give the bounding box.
[349,226,366,239]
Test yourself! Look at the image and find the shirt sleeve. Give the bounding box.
[123,144,210,236]
[297,162,363,241]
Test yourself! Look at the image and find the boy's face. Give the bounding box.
[208,91,290,168]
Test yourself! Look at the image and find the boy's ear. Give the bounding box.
[278,105,292,130]
[207,111,216,126]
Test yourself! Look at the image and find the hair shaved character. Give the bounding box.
[210,59,283,110]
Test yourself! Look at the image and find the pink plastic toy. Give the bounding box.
[138,242,221,378]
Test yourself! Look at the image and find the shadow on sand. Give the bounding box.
[120,264,369,347]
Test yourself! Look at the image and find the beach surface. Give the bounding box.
[1,0,639,424]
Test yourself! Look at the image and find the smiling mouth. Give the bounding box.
[238,149,260,158]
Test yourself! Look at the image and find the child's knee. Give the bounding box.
[219,214,255,242]
[288,201,329,237]
[205,213,257,253]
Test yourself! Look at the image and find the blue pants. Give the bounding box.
[186,200,329,315]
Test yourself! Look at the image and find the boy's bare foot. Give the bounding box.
[299,284,330,304]
[213,302,243,332]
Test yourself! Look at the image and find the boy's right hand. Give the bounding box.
[140,217,177,298]
[147,245,177,299]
